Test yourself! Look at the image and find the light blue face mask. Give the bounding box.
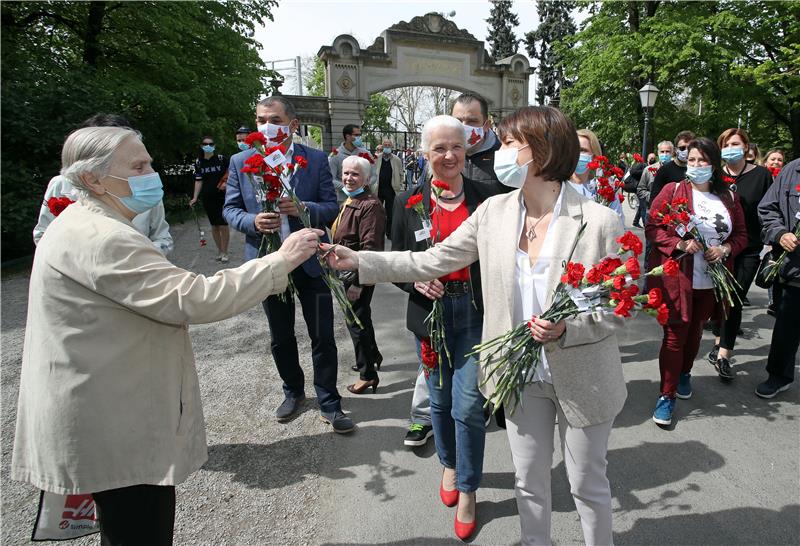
[342,185,365,197]
[493,145,532,188]
[353,136,363,148]
[202,145,215,154]
[237,141,250,151]
[686,165,713,184]
[107,172,164,214]
[721,146,745,163]
[659,153,672,164]
[575,152,593,175]
[383,147,392,155]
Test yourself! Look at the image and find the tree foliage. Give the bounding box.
[524,0,575,106]
[559,1,799,159]
[304,56,327,96]
[1,0,278,259]
[486,0,520,60]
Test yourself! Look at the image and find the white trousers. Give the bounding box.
[505,382,614,546]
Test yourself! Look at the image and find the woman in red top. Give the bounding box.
[645,137,748,427]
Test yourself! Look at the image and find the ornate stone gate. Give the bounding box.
[282,12,533,150]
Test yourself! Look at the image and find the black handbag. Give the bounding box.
[755,249,779,289]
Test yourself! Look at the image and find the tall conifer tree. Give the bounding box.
[486,0,520,59]
[525,0,576,106]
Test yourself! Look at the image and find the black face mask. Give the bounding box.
[648,158,657,165]
[746,159,755,164]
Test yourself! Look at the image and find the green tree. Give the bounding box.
[362,93,394,149]
[305,56,326,96]
[1,0,278,259]
[486,0,519,60]
[524,0,575,106]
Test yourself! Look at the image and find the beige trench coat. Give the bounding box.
[12,198,288,494]
[358,184,628,428]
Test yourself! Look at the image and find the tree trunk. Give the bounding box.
[82,1,106,68]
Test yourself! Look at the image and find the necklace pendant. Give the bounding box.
[526,227,537,241]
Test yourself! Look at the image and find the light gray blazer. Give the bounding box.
[359,184,627,427]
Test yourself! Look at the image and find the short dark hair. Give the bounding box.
[236,125,251,135]
[452,93,489,121]
[674,130,695,145]
[343,124,360,137]
[78,113,134,130]
[687,136,732,207]
[497,106,579,183]
[257,96,297,120]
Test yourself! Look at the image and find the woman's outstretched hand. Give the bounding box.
[319,243,359,270]
[277,228,325,269]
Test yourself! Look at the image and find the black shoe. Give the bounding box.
[320,410,355,434]
[742,297,751,307]
[351,364,359,372]
[403,423,433,447]
[707,345,719,364]
[483,405,493,428]
[767,303,776,317]
[375,353,383,371]
[755,376,792,399]
[276,395,305,422]
[633,222,643,228]
[714,357,736,380]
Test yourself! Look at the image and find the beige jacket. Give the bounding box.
[372,153,405,193]
[358,185,627,427]
[12,198,288,494]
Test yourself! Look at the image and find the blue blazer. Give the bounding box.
[223,143,338,276]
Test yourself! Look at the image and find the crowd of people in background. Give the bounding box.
[20,92,798,545]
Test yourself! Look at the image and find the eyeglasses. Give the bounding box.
[676,145,688,151]
[203,142,214,146]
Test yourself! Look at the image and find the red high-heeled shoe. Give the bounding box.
[439,481,458,507]
[454,494,477,541]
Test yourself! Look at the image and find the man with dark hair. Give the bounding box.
[33,113,174,255]
[450,93,508,189]
[235,125,252,151]
[329,123,376,203]
[224,96,354,433]
[650,130,696,204]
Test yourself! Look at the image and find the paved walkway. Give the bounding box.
[2,214,798,545]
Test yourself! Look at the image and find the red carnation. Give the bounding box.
[648,166,658,174]
[294,155,308,169]
[614,296,635,318]
[432,180,451,192]
[358,152,375,165]
[420,337,438,378]
[585,265,603,284]
[597,257,623,276]
[768,166,781,178]
[722,175,736,185]
[406,194,424,209]
[560,262,585,288]
[663,258,679,276]
[613,275,626,290]
[245,132,267,147]
[656,303,669,325]
[617,231,643,256]
[618,193,625,203]
[647,288,663,308]
[47,196,75,217]
[624,284,639,298]
[587,161,600,170]
[795,183,800,192]
[660,214,673,226]
[330,147,339,156]
[672,197,689,208]
[625,256,641,280]
[633,153,644,163]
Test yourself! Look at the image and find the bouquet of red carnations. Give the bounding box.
[653,195,742,307]
[405,180,456,385]
[469,228,677,415]
[587,155,626,206]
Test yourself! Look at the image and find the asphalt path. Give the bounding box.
[2,212,798,545]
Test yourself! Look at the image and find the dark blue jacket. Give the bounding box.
[758,158,800,282]
[223,143,338,276]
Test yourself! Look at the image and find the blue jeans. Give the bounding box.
[419,292,485,492]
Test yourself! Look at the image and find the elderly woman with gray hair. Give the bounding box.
[11,126,322,545]
[331,154,386,394]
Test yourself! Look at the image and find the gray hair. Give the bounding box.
[657,140,674,152]
[420,115,466,153]
[341,155,372,181]
[60,127,140,195]
[258,95,297,120]
[381,136,395,146]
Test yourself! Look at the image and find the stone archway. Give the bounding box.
[280,12,533,150]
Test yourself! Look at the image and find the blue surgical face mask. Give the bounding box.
[237,141,250,151]
[575,152,593,175]
[493,145,532,188]
[353,136,363,148]
[342,185,365,197]
[686,165,713,184]
[676,148,689,162]
[202,144,215,154]
[107,172,164,214]
[659,153,672,164]
[383,147,392,155]
[721,146,745,163]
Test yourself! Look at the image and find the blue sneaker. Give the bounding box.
[677,373,692,399]
[652,395,675,426]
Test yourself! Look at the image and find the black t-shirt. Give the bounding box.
[379,156,393,194]
[650,161,687,204]
[195,154,227,196]
[725,164,773,250]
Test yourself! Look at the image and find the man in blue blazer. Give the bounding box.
[224,96,353,433]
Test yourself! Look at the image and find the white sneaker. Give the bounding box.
[220,254,229,263]
[214,254,223,262]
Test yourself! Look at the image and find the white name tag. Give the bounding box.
[676,224,687,237]
[263,150,287,169]
[414,228,431,242]
[568,287,591,312]
[795,211,800,220]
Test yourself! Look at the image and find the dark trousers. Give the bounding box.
[659,289,716,396]
[633,201,647,225]
[766,283,800,383]
[714,249,761,350]
[345,284,382,380]
[93,484,175,546]
[262,266,341,412]
[378,189,395,237]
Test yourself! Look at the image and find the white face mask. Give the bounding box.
[463,124,485,149]
[676,148,689,162]
[493,145,532,188]
[258,122,291,144]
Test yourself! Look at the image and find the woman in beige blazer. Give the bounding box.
[325,106,626,545]
[11,126,322,544]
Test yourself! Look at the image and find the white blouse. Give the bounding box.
[513,184,566,384]
[691,188,731,289]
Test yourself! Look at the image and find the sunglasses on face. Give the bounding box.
[676,145,688,151]
[203,142,214,146]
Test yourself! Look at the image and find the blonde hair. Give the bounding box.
[60,127,140,193]
[576,128,602,157]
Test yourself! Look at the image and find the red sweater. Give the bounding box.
[645,181,748,322]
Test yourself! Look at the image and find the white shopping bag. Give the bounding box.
[32,491,99,541]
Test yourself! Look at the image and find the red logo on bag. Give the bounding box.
[61,494,96,521]
[59,520,69,529]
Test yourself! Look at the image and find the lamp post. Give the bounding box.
[638,81,660,159]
